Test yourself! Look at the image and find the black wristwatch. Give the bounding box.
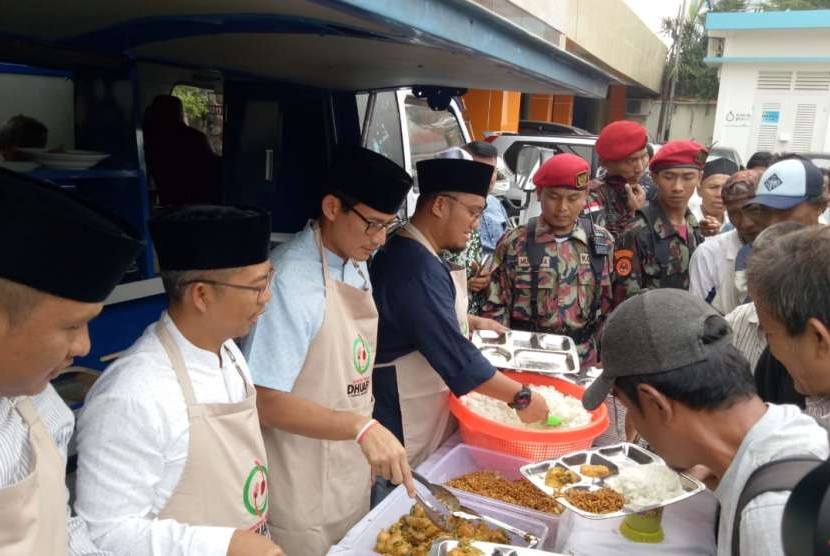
[508,385,533,410]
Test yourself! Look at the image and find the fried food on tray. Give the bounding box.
[374,503,508,556]
[448,539,485,556]
[447,470,564,515]
[563,487,625,514]
[580,464,611,478]
[544,467,580,490]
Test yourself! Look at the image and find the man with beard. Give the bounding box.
[370,157,550,496]
[584,120,649,239]
[480,153,614,367]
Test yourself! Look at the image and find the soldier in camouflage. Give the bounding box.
[613,140,707,305]
[481,153,614,366]
[584,120,649,239]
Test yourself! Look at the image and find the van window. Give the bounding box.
[404,95,464,171]
[171,85,223,155]
[356,92,404,167]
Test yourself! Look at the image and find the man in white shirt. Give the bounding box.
[583,289,829,556]
[0,169,142,555]
[692,158,739,236]
[75,206,284,556]
[689,169,764,314]
[748,224,830,432]
[242,146,415,555]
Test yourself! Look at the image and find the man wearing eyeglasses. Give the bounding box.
[369,158,550,500]
[75,205,285,556]
[242,145,414,556]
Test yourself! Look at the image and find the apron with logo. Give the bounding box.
[377,222,468,469]
[155,322,270,536]
[263,224,378,556]
[0,397,68,556]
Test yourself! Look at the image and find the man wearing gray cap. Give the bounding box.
[582,289,828,556]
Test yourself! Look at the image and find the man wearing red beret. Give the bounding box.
[613,140,706,305]
[584,120,650,239]
[481,154,614,366]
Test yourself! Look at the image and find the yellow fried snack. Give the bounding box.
[448,539,485,555]
[580,464,611,478]
[544,467,580,490]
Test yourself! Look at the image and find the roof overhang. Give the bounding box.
[0,0,616,96]
[706,9,830,32]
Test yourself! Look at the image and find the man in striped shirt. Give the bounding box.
[0,169,141,554]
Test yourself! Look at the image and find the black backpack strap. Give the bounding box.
[731,457,822,556]
[525,218,547,332]
[577,217,609,324]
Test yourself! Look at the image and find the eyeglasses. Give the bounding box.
[336,194,401,235]
[441,194,486,220]
[183,268,275,303]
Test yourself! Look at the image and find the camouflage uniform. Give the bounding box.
[612,203,704,305]
[584,175,634,240]
[480,217,614,366]
[442,229,486,314]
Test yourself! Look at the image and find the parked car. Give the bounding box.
[708,145,744,169]
[517,120,593,136]
[805,153,830,170]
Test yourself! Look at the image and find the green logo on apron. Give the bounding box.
[352,336,372,374]
[242,460,269,517]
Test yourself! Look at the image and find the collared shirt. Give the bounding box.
[689,229,743,314]
[242,221,370,392]
[714,404,828,556]
[584,175,634,239]
[725,303,766,372]
[478,194,508,254]
[74,313,251,556]
[480,218,614,366]
[370,230,496,444]
[612,204,703,305]
[0,385,110,555]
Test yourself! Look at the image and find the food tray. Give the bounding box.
[429,539,568,555]
[423,444,561,550]
[472,330,578,375]
[332,485,549,553]
[519,443,705,520]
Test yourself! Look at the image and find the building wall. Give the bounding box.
[638,100,717,145]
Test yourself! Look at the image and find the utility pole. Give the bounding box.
[657,0,687,142]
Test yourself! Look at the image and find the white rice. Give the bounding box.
[605,463,685,509]
[460,385,591,430]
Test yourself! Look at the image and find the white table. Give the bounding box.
[330,433,718,555]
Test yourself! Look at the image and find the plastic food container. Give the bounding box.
[449,371,609,460]
[330,484,549,554]
[424,443,562,550]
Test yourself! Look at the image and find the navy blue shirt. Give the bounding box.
[369,233,496,443]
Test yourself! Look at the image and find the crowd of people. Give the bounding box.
[1,115,829,556]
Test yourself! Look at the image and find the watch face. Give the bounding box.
[510,387,532,410]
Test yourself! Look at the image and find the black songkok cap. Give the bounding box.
[0,168,143,302]
[327,145,412,215]
[416,158,493,198]
[703,157,740,180]
[150,205,271,271]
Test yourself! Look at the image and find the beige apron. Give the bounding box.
[377,222,468,469]
[155,323,270,536]
[263,224,378,556]
[0,397,68,556]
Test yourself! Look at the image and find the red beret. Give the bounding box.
[649,140,708,172]
[533,153,591,191]
[596,120,648,161]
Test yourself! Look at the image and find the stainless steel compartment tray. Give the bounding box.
[429,539,568,555]
[472,330,579,375]
[519,443,706,520]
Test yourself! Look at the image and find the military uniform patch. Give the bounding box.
[614,248,634,278]
[580,252,590,265]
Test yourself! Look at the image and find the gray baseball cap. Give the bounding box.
[582,289,732,410]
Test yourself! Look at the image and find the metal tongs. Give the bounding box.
[411,471,540,548]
